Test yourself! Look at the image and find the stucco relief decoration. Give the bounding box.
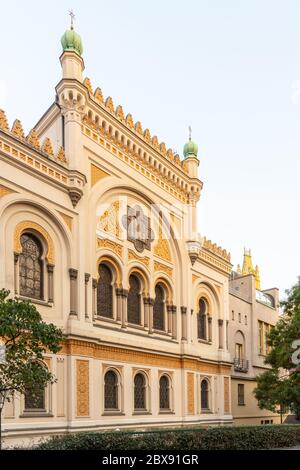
[83,77,93,96]
[94,87,104,105]
[26,129,40,149]
[98,201,121,239]
[143,128,151,143]
[11,119,25,139]
[56,146,67,163]
[152,136,159,149]
[76,360,89,417]
[154,221,172,262]
[122,205,154,253]
[105,96,115,114]
[116,105,125,121]
[135,121,143,135]
[0,109,9,130]
[14,221,55,264]
[42,137,54,157]
[126,114,134,129]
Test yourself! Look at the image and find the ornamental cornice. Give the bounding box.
[0,129,86,205]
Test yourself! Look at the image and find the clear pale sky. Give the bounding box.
[1,0,299,296]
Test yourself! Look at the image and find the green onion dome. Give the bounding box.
[61,26,83,56]
[183,138,198,159]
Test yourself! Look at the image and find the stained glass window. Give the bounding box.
[127,275,141,325]
[104,370,118,410]
[198,298,207,340]
[153,284,165,331]
[159,375,170,410]
[97,264,113,318]
[19,233,43,300]
[134,373,146,410]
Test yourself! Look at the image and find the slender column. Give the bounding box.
[14,252,19,295]
[148,298,154,334]
[190,309,194,343]
[92,278,97,319]
[172,306,177,340]
[47,264,54,303]
[218,319,224,349]
[116,288,123,322]
[208,316,212,343]
[226,320,229,351]
[84,273,90,319]
[69,268,78,317]
[181,306,187,341]
[167,304,173,334]
[121,289,128,328]
[143,297,149,328]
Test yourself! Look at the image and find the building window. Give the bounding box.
[127,274,141,325]
[97,264,113,318]
[235,343,243,360]
[201,379,210,411]
[238,384,245,405]
[232,310,235,320]
[19,233,43,300]
[153,283,165,331]
[134,373,146,410]
[245,315,248,325]
[159,375,170,410]
[104,370,119,410]
[258,321,264,354]
[238,312,241,323]
[197,298,207,340]
[24,362,47,413]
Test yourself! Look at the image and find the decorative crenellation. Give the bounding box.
[42,137,54,157]
[202,237,231,262]
[82,77,189,173]
[11,119,25,139]
[27,128,40,149]
[0,109,9,131]
[82,123,194,203]
[0,109,69,166]
[0,137,70,186]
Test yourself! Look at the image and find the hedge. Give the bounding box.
[34,425,300,450]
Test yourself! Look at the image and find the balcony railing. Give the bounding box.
[234,358,249,372]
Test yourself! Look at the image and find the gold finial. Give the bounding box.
[188,125,192,141]
[69,9,75,30]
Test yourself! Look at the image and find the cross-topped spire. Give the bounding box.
[69,9,75,29]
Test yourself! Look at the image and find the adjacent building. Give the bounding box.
[229,250,281,425]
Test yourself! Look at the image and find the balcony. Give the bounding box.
[234,358,249,373]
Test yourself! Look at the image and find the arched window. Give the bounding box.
[127,274,141,325]
[153,283,165,331]
[201,379,210,411]
[159,375,170,410]
[104,370,118,410]
[197,298,207,340]
[97,264,113,318]
[134,373,146,410]
[19,233,43,300]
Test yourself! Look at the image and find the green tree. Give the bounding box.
[254,277,300,420]
[0,289,63,449]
